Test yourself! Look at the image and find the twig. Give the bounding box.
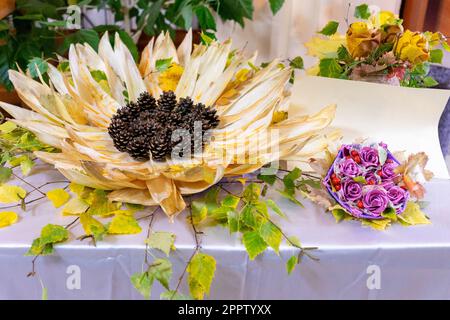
[268,217,319,262]
[13,173,46,196]
[144,208,158,266]
[171,201,202,300]
[28,216,80,278]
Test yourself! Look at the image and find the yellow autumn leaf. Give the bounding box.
[0,184,26,203]
[158,63,184,92]
[304,34,346,59]
[46,188,70,208]
[108,214,142,235]
[62,197,89,216]
[361,218,391,231]
[0,211,18,228]
[107,209,135,216]
[398,201,431,226]
[80,212,104,235]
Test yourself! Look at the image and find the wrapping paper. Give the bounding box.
[291,76,450,179]
[0,166,449,299]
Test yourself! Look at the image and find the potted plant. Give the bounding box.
[0,0,286,106]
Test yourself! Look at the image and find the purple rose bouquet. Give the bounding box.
[323,142,409,219]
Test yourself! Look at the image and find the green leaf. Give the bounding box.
[40,224,69,246]
[227,210,240,233]
[160,290,192,300]
[288,236,301,247]
[90,70,107,82]
[85,189,120,216]
[259,221,282,254]
[243,183,261,204]
[146,231,176,257]
[200,32,215,46]
[131,272,154,300]
[423,76,439,87]
[0,20,9,32]
[354,4,371,20]
[337,45,353,63]
[0,167,12,183]
[187,253,216,300]
[242,231,268,260]
[318,58,344,78]
[221,195,240,209]
[268,0,285,15]
[26,238,54,256]
[286,255,298,275]
[318,21,339,36]
[20,155,34,176]
[149,258,172,290]
[283,167,302,191]
[191,201,208,224]
[266,199,286,218]
[278,190,304,207]
[211,0,254,27]
[430,49,444,64]
[27,57,48,79]
[117,30,139,62]
[240,204,263,229]
[257,173,276,185]
[381,207,397,221]
[330,205,348,223]
[59,29,100,54]
[353,176,367,184]
[195,5,217,31]
[155,58,173,73]
[289,56,304,69]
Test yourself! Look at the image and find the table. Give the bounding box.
[1,163,449,300]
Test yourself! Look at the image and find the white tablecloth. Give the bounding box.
[0,163,449,300]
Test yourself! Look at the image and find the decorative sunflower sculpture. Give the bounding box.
[0,31,335,220]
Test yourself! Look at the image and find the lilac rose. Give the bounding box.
[387,186,408,206]
[380,162,398,180]
[362,187,389,216]
[338,158,361,177]
[342,179,363,202]
[360,147,379,167]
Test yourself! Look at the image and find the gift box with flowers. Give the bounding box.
[305,3,450,88]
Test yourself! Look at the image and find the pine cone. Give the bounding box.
[158,91,177,112]
[150,131,172,161]
[127,136,150,161]
[107,91,220,162]
[137,92,157,111]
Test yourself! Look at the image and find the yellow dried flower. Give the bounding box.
[395,30,430,64]
[346,22,381,58]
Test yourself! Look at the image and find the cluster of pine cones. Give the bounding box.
[108,91,220,161]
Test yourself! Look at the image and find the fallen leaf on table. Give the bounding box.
[0,211,18,228]
[46,188,70,208]
[0,184,26,203]
[108,214,142,235]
